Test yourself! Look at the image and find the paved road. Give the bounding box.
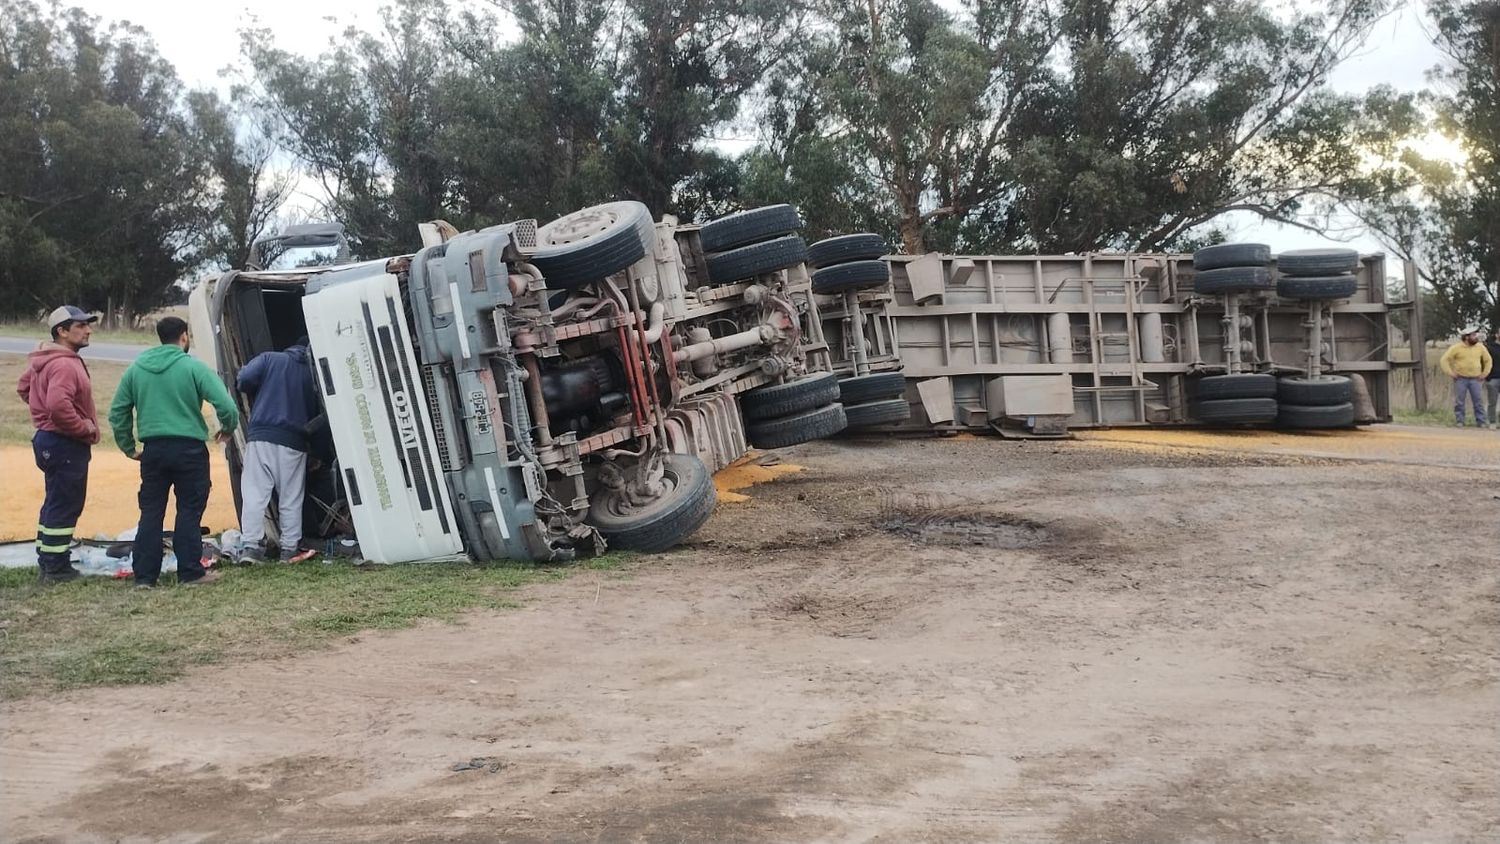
[0,335,145,363]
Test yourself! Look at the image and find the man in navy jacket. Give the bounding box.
[235,338,320,562]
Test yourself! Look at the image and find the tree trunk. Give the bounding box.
[899,214,925,255]
[896,183,925,254]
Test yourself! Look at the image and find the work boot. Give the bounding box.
[37,557,81,584]
[181,570,223,587]
[38,563,80,585]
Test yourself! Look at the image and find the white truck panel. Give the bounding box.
[302,271,464,563]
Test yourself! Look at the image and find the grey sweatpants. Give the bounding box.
[1488,379,1500,424]
[239,440,307,554]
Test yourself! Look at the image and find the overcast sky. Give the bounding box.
[71,0,1446,258]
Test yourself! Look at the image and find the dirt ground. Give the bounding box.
[2,426,1497,842]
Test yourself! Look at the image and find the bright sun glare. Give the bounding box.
[1403,130,1469,166]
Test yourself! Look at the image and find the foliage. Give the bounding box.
[741,0,1415,254]
[236,1,446,257]
[1387,275,1467,341]
[0,0,1471,315]
[234,0,802,257]
[0,0,210,324]
[0,1,290,321]
[1359,0,1499,334]
[185,91,294,273]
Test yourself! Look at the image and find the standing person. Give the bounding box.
[1439,326,1494,426]
[1485,328,1500,429]
[108,317,239,587]
[234,337,320,563]
[16,306,100,584]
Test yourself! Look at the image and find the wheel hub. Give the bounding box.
[599,468,680,518]
[542,208,620,246]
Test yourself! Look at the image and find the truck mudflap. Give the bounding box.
[302,268,466,563]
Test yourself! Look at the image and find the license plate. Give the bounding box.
[468,389,493,435]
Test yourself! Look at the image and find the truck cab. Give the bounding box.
[190,204,843,563]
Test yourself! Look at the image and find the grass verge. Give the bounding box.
[0,319,161,346]
[1392,407,1460,427]
[0,555,627,700]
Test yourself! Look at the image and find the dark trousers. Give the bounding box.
[134,437,211,585]
[33,430,90,574]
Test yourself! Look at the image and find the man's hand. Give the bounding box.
[214,431,232,445]
[126,450,141,461]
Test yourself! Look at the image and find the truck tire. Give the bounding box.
[532,201,654,290]
[1192,266,1274,294]
[1195,373,1278,400]
[811,260,891,294]
[1276,248,1360,276]
[588,453,716,554]
[1277,375,1352,406]
[1276,275,1359,301]
[706,235,808,284]
[808,233,889,268]
[747,402,848,449]
[1194,397,1278,425]
[1193,243,1271,270]
[1277,401,1356,429]
[699,204,802,253]
[838,372,906,404]
[739,372,840,422]
[843,398,911,428]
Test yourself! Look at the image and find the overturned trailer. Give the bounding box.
[818,250,1418,435]
[191,207,1416,564]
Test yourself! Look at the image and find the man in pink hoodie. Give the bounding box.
[17,305,100,583]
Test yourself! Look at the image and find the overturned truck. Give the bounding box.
[190,205,1416,563]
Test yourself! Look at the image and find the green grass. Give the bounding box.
[0,357,129,444]
[1391,406,1456,427]
[0,555,628,699]
[1387,344,1479,425]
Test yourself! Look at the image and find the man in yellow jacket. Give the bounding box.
[1440,326,1494,426]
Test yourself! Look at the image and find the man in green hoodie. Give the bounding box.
[109,317,240,587]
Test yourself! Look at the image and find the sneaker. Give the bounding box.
[134,581,157,590]
[236,552,264,566]
[181,570,224,587]
[281,548,317,563]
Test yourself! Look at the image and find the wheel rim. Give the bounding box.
[596,466,683,523]
[541,205,623,246]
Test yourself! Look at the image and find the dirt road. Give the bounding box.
[3,427,1497,842]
